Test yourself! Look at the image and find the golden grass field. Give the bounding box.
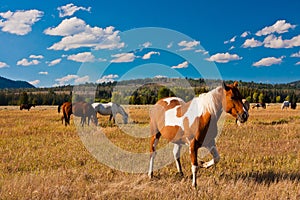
[0,104,299,199]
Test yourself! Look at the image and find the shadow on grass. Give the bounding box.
[224,171,300,185]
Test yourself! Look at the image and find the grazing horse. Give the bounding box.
[236,99,250,126]
[281,101,290,109]
[148,81,248,187]
[290,102,297,109]
[92,102,128,124]
[252,102,266,109]
[58,101,98,127]
[20,104,35,111]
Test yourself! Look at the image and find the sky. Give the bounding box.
[0,0,300,87]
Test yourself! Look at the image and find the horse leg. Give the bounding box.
[202,146,220,169]
[189,139,199,187]
[148,132,161,179]
[173,144,183,176]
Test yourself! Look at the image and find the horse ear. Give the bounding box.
[233,81,239,88]
[222,81,230,91]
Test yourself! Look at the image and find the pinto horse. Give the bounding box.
[20,103,35,111]
[58,101,98,127]
[148,81,248,187]
[92,102,128,124]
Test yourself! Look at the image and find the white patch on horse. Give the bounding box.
[163,97,183,105]
[164,87,223,131]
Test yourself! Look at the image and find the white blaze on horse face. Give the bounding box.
[164,98,204,131]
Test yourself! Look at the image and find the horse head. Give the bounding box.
[222,81,248,123]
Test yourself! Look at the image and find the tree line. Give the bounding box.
[0,78,299,106]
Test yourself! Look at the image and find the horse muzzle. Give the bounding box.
[237,110,248,123]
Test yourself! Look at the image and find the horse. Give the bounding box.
[58,101,98,127]
[281,101,290,109]
[290,102,297,109]
[92,102,128,124]
[148,81,248,187]
[252,102,266,109]
[236,99,250,126]
[20,103,35,111]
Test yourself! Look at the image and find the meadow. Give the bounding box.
[0,104,299,199]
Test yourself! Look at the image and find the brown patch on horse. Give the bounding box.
[157,98,183,110]
[176,101,191,117]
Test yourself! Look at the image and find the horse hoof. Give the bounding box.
[175,172,184,178]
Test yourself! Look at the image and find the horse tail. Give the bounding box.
[58,104,62,113]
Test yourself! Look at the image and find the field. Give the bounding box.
[0,104,299,199]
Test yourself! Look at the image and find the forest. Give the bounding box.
[0,78,299,106]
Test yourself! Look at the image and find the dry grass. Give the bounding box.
[0,104,299,199]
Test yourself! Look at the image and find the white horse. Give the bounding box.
[92,102,128,124]
[281,101,289,109]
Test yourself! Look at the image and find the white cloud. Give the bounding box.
[206,52,242,63]
[0,61,9,68]
[67,52,95,62]
[263,34,300,48]
[178,40,200,51]
[167,42,173,48]
[142,42,152,48]
[195,49,209,55]
[44,17,124,51]
[38,71,48,75]
[295,61,300,65]
[0,9,43,35]
[291,51,300,58]
[224,36,236,44]
[58,3,91,18]
[253,56,284,67]
[256,20,296,36]
[55,74,79,85]
[154,75,168,78]
[74,75,89,83]
[142,51,160,59]
[241,31,250,38]
[48,58,62,66]
[96,74,119,83]
[242,38,263,48]
[29,55,44,59]
[29,80,40,85]
[171,61,188,69]
[17,58,40,66]
[229,46,235,50]
[111,53,136,63]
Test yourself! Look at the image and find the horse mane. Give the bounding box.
[196,86,224,118]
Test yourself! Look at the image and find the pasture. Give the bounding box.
[0,104,299,199]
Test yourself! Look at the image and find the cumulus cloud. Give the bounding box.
[38,71,48,75]
[178,40,200,51]
[67,52,95,62]
[17,58,40,66]
[55,74,89,85]
[154,75,168,78]
[29,55,44,59]
[206,52,242,63]
[224,36,236,44]
[167,42,173,48]
[171,61,188,69]
[111,53,136,63]
[96,74,119,83]
[58,3,91,18]
[74,75,89,83]
[263,34,300,48]
[48,58,62,66]
[291,51,300,58]
[44,17,124,51]
[142,41,152,48]
[0,9,43,35]
[256,20,296,36]
[295,61,300,65]
[195,49,209,55]
[253,56,284,67]
[241,31,250,38]
[242,38,263,48]
[29,80,40,85]
[142,51,160,59]
[0,61,9,68]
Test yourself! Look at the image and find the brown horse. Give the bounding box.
[148,81,248,187]
[20,104,35,111]
[58,101,98,127]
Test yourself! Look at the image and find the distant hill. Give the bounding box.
[0,76,35,89]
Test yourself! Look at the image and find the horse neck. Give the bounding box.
[200,86,224,119]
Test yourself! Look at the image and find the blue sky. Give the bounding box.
[0,0,300,87]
